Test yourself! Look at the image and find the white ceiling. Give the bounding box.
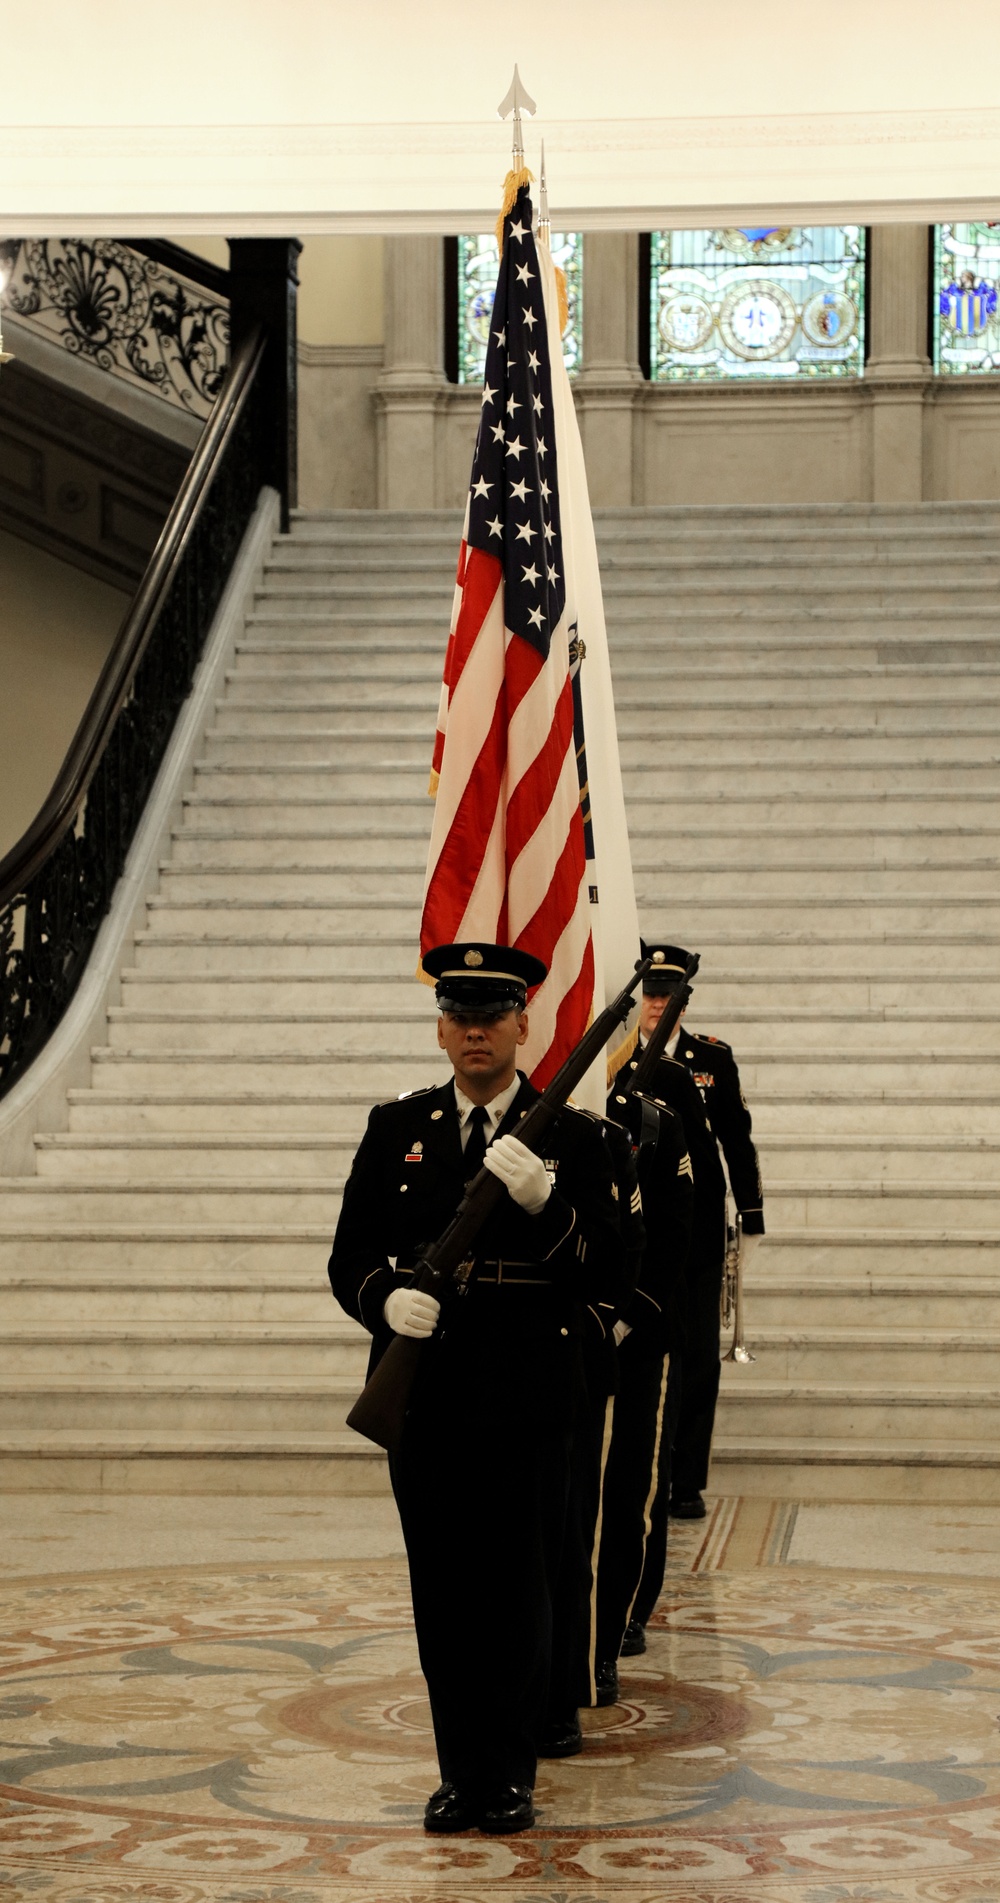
[3,0,1000,232]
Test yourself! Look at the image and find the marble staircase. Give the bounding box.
[2,501,999,1498]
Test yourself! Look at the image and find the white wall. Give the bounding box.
[0,532,129,858]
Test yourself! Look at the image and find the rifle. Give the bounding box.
[613,951,700,1101]
[346,954,653,1452]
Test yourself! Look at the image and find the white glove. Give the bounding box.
[383,1287,441,1338]
[613,1320,632,1346]
[740,1232,763,1271]
[482,1133,552,1215]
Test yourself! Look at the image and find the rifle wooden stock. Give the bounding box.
[615,952,700,1101]
[345,956,653,1452]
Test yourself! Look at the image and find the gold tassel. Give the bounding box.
[428,767,440,797]
[554,263,569,334]
[495,164,534,249]
[606,1021,639,1089]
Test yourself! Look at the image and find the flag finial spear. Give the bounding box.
[497,65,536,171]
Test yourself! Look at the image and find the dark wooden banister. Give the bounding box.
[0,326,266,912]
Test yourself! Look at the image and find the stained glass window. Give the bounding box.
[933,224,1000,375]
[648,226,866,382]
[455,230,582,384]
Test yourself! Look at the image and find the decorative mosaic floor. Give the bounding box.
[2,1501,1000,1902]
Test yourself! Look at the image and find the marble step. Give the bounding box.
[225,671,1000,709]
[179,790,1000,836]
[188,761,1000,799]
[0,1325,366,1380]
[271,544,1000,577]
[0,1378,367,1436]
[0,1429,389,1495]
[708,1437,1000,1502]
[208,703,1000,744]
[712,1386,1000,1440]
[199,724,1000,767]
[244,605,1000,641]
[0,1230,334,1273]
[232,631,998,669]
[0,1180,347,1223]
[294,499,1000,528]
[227,680,1000,722]
[750,1275,1000,1329]
[154,862,1000,904]
[0,1274,344,1325]
[130,932,426,974]
[65,1090,381,1135]
[257,572,999,610]
[168,835,435,870]
[88,1049,452,1093]
[721,1329,1000,1383]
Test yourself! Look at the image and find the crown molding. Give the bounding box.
[3,108,1000,231]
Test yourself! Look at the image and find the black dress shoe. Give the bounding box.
[620,1618,646,1656]
[594,1658,619,1707]
[537,1711,582,1758]
[424,1782,477,1832]
[478,1784,535,1834]
[669,1492,707,1519]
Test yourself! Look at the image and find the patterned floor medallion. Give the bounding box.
[2,1556,1000,1902]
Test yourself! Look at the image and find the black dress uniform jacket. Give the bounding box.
[674,1029,764,1237]
[328,1071,626,1796]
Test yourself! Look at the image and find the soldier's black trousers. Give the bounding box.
[595,1334,671,1663]
[390,1395,572,1793]
[631,1355,683,1626]
[670,1244,724,1499]
[548,1362,614,1717]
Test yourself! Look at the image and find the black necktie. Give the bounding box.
[463,1103,489,1180]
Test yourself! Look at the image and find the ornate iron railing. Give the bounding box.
[0,327,268,1100]
[0,237,229,419]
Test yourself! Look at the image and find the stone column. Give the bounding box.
[866,225,930,503]
[375,236,446,509]
[575,232,642,506]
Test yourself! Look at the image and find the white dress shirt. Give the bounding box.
[453,1074,521,1152]
[639,1026,682,1060]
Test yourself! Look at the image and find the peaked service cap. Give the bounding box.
[423,942,547,1016]
[640,940,696,993]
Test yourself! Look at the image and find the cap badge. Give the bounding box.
[652,950,665,964]
[464,949,483,967]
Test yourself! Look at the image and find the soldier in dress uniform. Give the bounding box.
[612,944,764,1543]
[593,1083,695,1698]
[328,943,627,1837]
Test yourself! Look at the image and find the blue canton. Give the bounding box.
[466,186,566,661]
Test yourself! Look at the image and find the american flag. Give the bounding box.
[421,183,638,1097]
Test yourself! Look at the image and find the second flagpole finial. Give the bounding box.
[497,65,536,171]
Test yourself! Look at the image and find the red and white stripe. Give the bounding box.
[422,525,592,1088]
